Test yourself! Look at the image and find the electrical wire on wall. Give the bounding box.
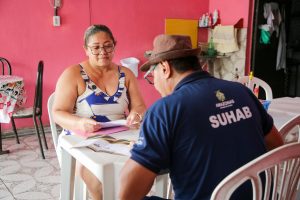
[49,0,63,7]
[88,0,92,25]
[49,0,63,27]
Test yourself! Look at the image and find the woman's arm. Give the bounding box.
[52,65,100,134]
[122,67,147,125]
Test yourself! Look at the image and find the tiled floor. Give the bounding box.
[0,130,60,200]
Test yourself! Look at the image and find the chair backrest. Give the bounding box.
[47,92,88,199]
[33,61,43,116]
[47,92,63,168]
[237,76,273,100]
[0,57,12,75]
[210,143,300,200]
[279,115,300,143]
[47,93,59,151]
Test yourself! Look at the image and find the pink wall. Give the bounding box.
[209,0,250,27]
[0,0,208,130]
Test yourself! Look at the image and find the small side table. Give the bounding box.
[0,75,26,154]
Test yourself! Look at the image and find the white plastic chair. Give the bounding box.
[166,175,173,199]
[47,93,59,157]
[47,93,88,200]
[210,143,300,200]
[237,76,273,100]
[279,115,300,144]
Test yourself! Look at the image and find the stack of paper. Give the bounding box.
[72,135,132,156]
[98,119,127,128]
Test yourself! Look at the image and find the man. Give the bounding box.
[119,34,283,200]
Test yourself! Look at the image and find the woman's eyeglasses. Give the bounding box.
[88,44,115,55]
[144,64,158,85]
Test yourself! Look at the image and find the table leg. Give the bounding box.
[60,147,76,200]
[102,163,115,200]
[74,176,88,200]
[0,124,9,155]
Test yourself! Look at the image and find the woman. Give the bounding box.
[53,24,146,199]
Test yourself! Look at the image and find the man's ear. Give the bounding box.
[161,61,171,79]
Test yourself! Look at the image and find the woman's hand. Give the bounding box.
[126,112,142,129]
[129,140,135,148]
[74,117,101,137]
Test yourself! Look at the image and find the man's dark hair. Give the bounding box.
[168,56,202,73]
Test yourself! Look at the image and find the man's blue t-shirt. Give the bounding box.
[131,71,273,200]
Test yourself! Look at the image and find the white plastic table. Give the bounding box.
[268,97,300,200]
[59,129,168,200]
[268,97,300,129]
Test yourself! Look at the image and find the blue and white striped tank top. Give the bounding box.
[75,65,129,122]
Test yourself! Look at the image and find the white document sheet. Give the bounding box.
[98,119,127,128]
[71,135,131,156]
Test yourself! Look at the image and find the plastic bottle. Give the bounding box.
[249,71,254,81]
[204,13,209,27]
[199,14,205,27]
[249,71,259,97]
[253,85,259,98]
[207,36,215,56]
[248,71,254,91]
[198,16,202,27]
[208,13,212,27]
[213,9,218,25]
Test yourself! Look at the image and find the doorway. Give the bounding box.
[251,0,300,97]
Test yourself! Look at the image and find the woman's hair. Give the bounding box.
[84,24,117,47]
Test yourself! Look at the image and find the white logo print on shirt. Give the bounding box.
[209,90,253,128]
[209,106,253,128]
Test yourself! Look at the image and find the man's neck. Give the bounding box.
[169,70,196,93]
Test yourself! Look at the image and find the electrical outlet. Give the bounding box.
[234,68,239,80]
[53,16,61,27]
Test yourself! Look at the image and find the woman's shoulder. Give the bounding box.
[61,64,82,77]
[57,64,83,83]
[119,65,135,80]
